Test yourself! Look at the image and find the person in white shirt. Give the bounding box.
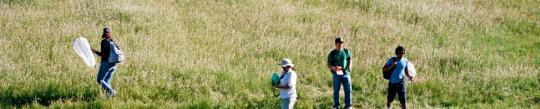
[274,58,297,109]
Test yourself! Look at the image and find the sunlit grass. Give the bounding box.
[1,0,539,108]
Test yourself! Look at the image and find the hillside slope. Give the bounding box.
[1,0,539,108]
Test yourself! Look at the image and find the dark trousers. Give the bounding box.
[387,82,406,105]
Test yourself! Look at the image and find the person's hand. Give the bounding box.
[91,48,97,53]
[330,66,337,72]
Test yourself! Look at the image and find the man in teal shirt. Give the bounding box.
[327,37,352,109]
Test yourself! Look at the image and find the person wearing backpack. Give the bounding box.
[91,27,123,97]
[382,46,414,109]
[274,58,297,109]
[327,37,353,109]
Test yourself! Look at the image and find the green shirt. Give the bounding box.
[327,48,352,74]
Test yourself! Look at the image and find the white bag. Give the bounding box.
[108,41,125,63]
[73,37,96,67]
[407,61,416,78]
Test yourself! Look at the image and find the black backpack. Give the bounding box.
[383,57,397,79]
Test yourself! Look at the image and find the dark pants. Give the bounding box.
[387,82,406,105]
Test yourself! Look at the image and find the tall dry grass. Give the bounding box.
[1,0,539,108]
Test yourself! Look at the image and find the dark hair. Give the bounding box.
[102,27,111,38]
[395,46,405,54]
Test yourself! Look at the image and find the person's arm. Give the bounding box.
[383,58,397,72]
[92,48,102,56]
[275,85,290,89]
[327,52,337,72]
[275,81,292,89]
[345,50,352,72]
[346,60,351,72]
[405,62,413,81]
[383,63,397,72]
[275,73,295,89]
[405,67,413,81]
[93,40,109,57]
[328,64,336,72]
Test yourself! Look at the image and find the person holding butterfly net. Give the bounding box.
[383,46,415,109]
[91,27,124,97]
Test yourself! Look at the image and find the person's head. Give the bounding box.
[102,27,112,39]
[334,37,344,50]
[280,58,294,72]
[395,46,406,59]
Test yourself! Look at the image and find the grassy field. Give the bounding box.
[1,0,539,108]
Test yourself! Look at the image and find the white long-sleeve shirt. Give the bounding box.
[279,70,297,98]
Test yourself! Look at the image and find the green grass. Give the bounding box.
[1,0,539,108]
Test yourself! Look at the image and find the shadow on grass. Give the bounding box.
[0,83,99,107]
